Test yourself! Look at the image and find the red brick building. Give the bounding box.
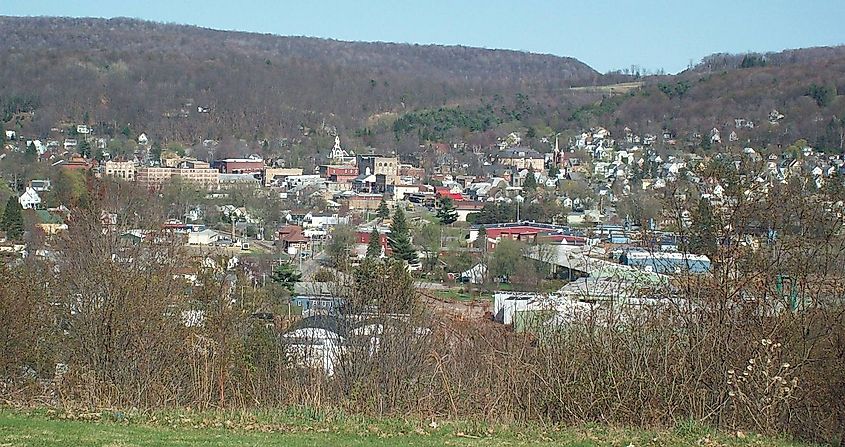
[356,230,391,256]
[319,165,359,183]
[213,158,265,174]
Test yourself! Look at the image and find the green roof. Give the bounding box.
[36,210,64,225]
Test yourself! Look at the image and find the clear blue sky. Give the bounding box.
[3,0,844,73]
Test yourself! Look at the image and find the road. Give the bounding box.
[298,246,327,280]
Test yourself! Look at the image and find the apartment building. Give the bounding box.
[136,166,219,189]
[104,161,136,181]
[357,154,399,185]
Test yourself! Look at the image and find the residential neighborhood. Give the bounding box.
[2,9,845,446]
[4,116,840,338]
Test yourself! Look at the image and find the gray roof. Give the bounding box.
[500,147,544,159]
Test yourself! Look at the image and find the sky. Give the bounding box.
[3,0,845,74]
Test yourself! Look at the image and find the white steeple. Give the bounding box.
[329,135,348,161]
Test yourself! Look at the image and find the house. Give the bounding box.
[187,229,220,245]
[305,213,349,229]
[19,187,42,210]
[137,133,149,145]
[59,156,95,171]
[291,295,346,315]
[29,179,51,192]
[460,263,487,284]
[454,201,485,222]
[710,128,721,144]
[4,130,15,141]
[278,225,310,255]
[352,172,379,193]
[355,229,388,259]
[497,148,545,171]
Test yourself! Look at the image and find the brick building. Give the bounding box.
[212,158,265,174]
[319,165,359,183]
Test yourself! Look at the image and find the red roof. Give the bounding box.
[279,225,309,243]
[435,187,464,201]
[485,226,547,239]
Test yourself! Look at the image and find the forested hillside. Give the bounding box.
[577,46,845,152]
[0,16,600,142]
[1,16,843,153]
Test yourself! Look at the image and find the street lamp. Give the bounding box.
[515,194,525,222]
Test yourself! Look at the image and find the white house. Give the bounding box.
[19,187,41,210]
[137,133,149,145]
[188,229,220,245]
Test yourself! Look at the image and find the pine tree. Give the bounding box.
[436,196,458,225]
[366,227,382,258]
[376,198,390,220]
[687,200,718,258]
[78,139,92,158]
[522,170,538,191]
[388,206,418,264]
[474,226,488,251]
[2,196,24,241]
[270,262,301,294]
[24,142,37,161]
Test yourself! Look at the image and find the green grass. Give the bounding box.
[0,408,816,447]
[434,289,491,302]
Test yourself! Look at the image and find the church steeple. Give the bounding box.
[329,135,348,162]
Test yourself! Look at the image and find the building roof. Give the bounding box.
[500,147,544,159]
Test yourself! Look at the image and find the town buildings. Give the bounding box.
[212,157,265,175]
[104,161,136,181]
[136,163,220,189]
[357,154,399,185]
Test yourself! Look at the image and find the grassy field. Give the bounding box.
[0,408,817,447]
[569,81,644,95]
[434,289,491,302]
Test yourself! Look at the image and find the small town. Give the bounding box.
[1,4,844,447]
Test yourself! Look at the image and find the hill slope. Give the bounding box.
[572,46,845,152]
[0,16,600,141]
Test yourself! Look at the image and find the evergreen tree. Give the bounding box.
[436,196,458,225]
[548,165,560,178]
[474,226,487,252]
[24,142,37,161]
[376,198,390,220]
[388,206,418,264]
[687,200,718,258]
[0,122,5,147]
[366,227,382,259]
[2,196,24,241]
[78,139,92,158]
[522,170,538,191]
[270,262,301,294]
